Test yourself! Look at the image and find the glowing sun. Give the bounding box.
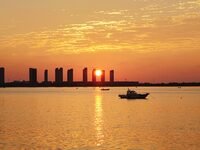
[95,70,102,77]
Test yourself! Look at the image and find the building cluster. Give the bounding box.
[29,67,114,84]
[0,67,114,85]
[30,67,114,84]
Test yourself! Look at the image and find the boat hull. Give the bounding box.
[119,93,149,99]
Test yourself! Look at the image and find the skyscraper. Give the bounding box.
[67,68,73,83]
[83,67,88,83]
[101,70,105,82]
[92,69,96,82]
[110,70,114,82]
[55,68,63,84]
[29,68,37,84]
[44,69,48,83]
[0,67,5,85]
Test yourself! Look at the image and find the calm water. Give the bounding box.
[0,87,200,150]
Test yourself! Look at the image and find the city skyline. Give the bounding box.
[0,67,115,83]
[0,64,200,83]
[1,65,200,87]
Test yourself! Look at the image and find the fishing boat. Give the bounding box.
[119,89,149,99]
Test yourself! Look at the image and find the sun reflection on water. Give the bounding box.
[95,92,104,146]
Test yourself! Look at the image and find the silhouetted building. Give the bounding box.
[55,68,59,83]
[0,67,5,85]
[83,67,88,83]
[29,68,37,84]
[92,69,96,82]
[110,70,114,82]
[44,69,48,83]
[67,68,73,83]
[55,68,63,84]
[101,70,105,82]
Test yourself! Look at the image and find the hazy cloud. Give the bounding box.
[0,1,200,55]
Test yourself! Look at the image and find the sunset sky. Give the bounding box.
[1,0,200,82]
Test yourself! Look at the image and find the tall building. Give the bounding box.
[101,70,105,82]
[29,68,37,84]
[83,67,88,83]
[44,69,48,83]
[110,70,114,82]
[55,68,63,84]
[92,69,96,82]
[0,67,5,85]
[67,68,73,83]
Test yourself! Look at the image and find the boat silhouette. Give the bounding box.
[101,88,110,91]
[119,89,149,99]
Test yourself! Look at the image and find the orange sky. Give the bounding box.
[0,0,200,82]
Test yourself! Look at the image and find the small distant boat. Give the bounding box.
[101,88,110,91]
[119,89,149,99]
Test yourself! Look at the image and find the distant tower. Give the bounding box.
[110,70,114,82]
[101,70,105,82]
[92,69,96,82]
[0,67,5,85]
[44,69,48,83]
[55,67,63,84]
[83,67,88,83]
[67,68,73,83]
[29,68,37,84]
[55,68,58,83]
[60,68,63,83]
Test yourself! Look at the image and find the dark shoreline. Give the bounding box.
[1,81,200,88]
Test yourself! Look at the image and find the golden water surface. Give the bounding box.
[0,87,200,150]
